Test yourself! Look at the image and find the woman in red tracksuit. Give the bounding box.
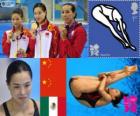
[59,3,87,58]
[2,8,35,58]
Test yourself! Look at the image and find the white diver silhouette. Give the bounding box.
[92,4,136,51]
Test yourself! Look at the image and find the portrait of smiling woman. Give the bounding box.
[0,59,40,116]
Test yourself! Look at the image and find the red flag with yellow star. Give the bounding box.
[40,58,66,116]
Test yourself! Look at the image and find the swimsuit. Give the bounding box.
[69,78,101,107]
[2,99,39,116]
[76,91,101,107]
[69,78,111,107]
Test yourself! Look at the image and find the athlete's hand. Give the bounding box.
[59,25,68,40]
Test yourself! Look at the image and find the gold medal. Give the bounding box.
[31,22,38,30]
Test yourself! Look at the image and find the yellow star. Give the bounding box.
[42,60,47,65]
[42,80,47,85]
[47,59,52,68]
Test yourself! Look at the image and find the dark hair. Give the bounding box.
[12,8,24,19]
[6,60,32,85]
[33,3,47,12]
[33,3,47,25]
[112,91,128,108]
[62,3,77,19]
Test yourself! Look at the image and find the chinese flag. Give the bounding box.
[40,58,66,116]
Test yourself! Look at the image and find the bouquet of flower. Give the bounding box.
[16,48,27,58]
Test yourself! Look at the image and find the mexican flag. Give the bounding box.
[40,59,66,116]
[41,96,66,116]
